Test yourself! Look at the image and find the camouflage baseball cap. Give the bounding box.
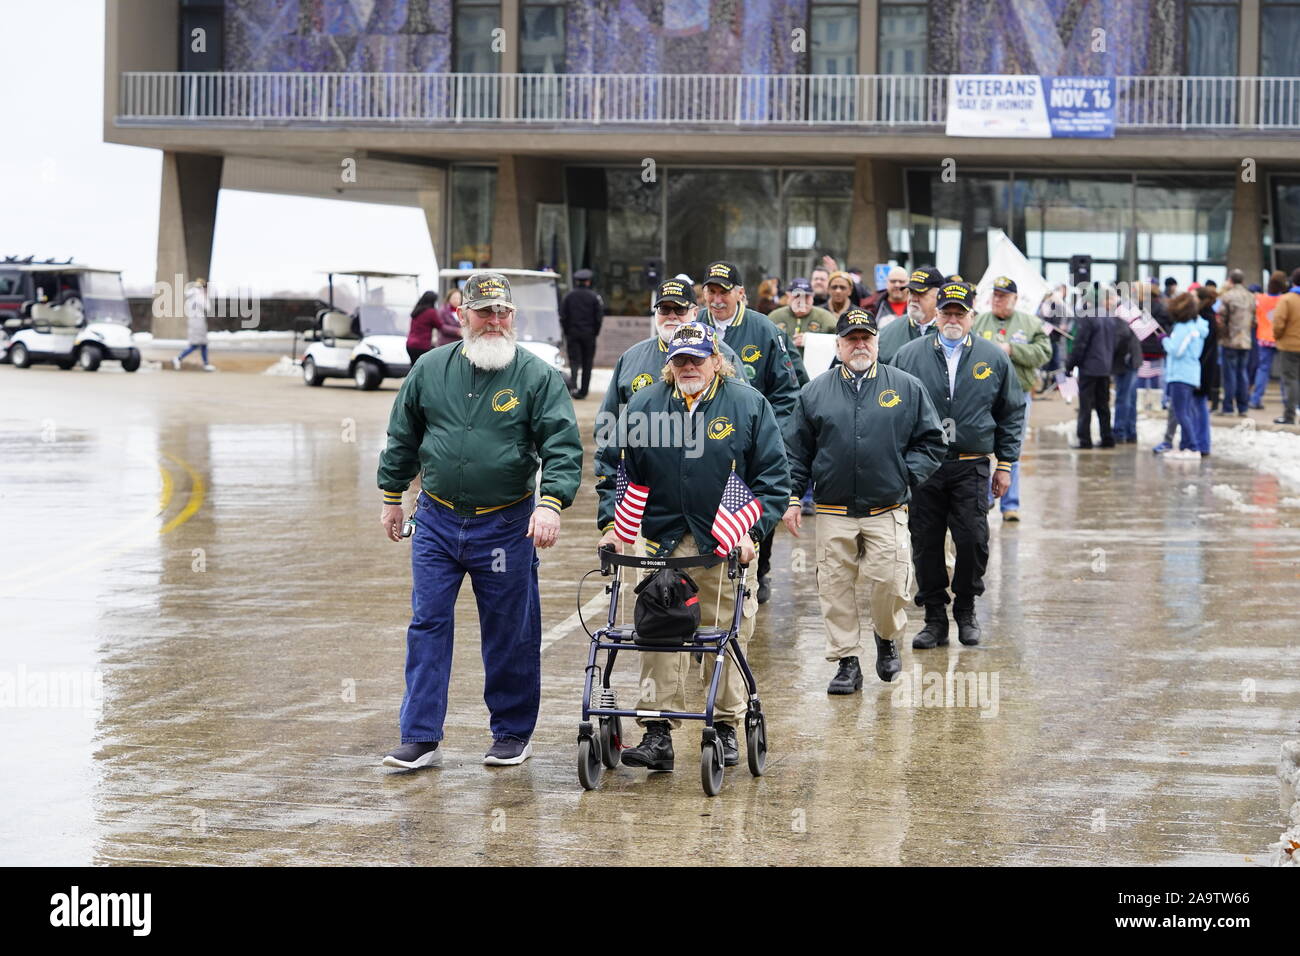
[463,272,513,310]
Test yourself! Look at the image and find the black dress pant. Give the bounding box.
[1077,374,1113,446]
[909,458,991,609]
[758,529,774,580]
[566,335,596,397]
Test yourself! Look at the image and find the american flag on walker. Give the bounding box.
[612,457,650,544]
[711,470,763,557]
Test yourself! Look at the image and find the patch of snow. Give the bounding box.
[262,356,301,377]
[1270,741,1300,867]
[1208,483,1270,514]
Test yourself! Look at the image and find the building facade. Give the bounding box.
[106,0,1300,330]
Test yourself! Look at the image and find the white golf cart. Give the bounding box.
[438,268,566,371]
[300,270,416,390]
[5,266,140,372]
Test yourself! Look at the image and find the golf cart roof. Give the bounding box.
[322,269,420,279]
[439,268,557,280]
[16,264,122,275]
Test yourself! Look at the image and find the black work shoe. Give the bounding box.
[954,605,982,646]
[715,722,739,767]
[912,605,950,649]
[874,634,901,682]
[827,656,863,695]
[382,741,442,770]
[483,738,533,765]
[1273,417,1295,425]
[756,575,771,604]
[620,721,674,772]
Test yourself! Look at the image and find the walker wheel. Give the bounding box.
[745,711,768,777]
[598,716,622,770]
[577,736,603,790]
[700,737,724,796]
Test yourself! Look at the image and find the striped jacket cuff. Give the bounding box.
[788,496,802,507]
[537,495,563,514]
[381,490,404,505]
[995,460,1014,473]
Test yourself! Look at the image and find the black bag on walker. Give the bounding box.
[632,569,701,645]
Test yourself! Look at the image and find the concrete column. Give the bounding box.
[1239,0,1260,122]
[490,155,564,268]
[847,158,899,269]
[155,152,223,339]
[1228,172,1264,283]
[416,170,448,268]
[859,0,879,74]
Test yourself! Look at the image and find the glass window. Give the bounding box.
[0,270,21,296]
[1135,175,1233,285]
[906,170,1012,280]
[521,2,565,74]
[566,167,662,316]
[1271,176,1300,244]
[666,170,781,296]
[455,0,501,74]
[810,2,858,75]
[879,2,927,75]
[1261,5,1300,75]
[449,166,497,270]
[1007,175,1132,286]
[1186,3,1238,75]
[782,171,852,281]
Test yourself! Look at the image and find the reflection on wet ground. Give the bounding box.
[0,365,1296,865]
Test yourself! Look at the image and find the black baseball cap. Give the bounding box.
[787,277,813,295]
[936,281,976,311]
[653,278,695,307]
[836,307,879,337]
[992,276,1018,294]
[574,268,593,281]
[702,261,742,290]
[906,265,945,292]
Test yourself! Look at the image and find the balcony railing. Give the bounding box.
[117,72,1300,131]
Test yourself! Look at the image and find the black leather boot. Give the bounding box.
[912,604,949,649]
[827,656,863,695]
[715,722,739,767]
[954,603,982,646]
[620,720,674,771]
[874,633,901,682]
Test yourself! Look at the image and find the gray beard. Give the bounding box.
[463,328,517,370]
[847,355,874,372]
[677,376,707,396]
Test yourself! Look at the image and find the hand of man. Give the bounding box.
[598,528,624,554]
[793,332,805,348]
[381,504,405,542]
[991,470,1011,498]
[527,507,561,549]
[998,341,1012,355]
[821,254,839,273]
[782,504,802,537]
[738,538,757,565]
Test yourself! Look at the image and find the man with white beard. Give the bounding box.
[377,272,583,770]
[877,265,945,365]
[891,280,1024,650]
[782,308,947,692]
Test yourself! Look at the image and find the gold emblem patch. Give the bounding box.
[740,344,762,362]
[630,373,654,393]
[972,362,992,380]
[707,417,735,440]
[878,389,901,408]
[492,388,520,412]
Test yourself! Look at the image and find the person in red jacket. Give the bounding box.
[435,289,465,347]
[407,291,440,365]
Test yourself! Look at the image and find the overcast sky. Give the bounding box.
[0,0,438,296]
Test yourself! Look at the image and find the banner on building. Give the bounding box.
[946,75,1116,139]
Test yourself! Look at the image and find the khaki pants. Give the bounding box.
[635,540,757,728]
[816,509,914,660]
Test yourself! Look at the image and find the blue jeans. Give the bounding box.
[1250,345,1276,406]
[1169,383,1208,453]
[177,344,209,363]
[988,389,1031,511]
[400,493,541,744]
[1219,348,1250,413]
[1112,369,1138,440]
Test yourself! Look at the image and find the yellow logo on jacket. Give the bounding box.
[630,373,654,393]
[707,416,735,440]
[972,362,992,380]
[878,389,902,408]
[492,388,520,412]
[740,344,762,363]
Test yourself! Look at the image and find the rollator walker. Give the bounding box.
[576,546,768,796]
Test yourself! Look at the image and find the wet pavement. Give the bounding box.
[1,362,1297,866]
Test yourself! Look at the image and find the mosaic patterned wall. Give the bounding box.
[225,0,452,72]
[223,0,1188,75]
[928,0,1182,76]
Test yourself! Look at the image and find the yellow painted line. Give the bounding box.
[159,451,205,535]
[158,462,175,517]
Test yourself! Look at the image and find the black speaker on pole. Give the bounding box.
[1069,255,1092,286]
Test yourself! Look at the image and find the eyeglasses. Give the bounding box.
[656,305,690,316]
[669,354,709,367]
[471,304,512,316]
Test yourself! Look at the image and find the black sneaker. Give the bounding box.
[954,605,982,646]
[382,741,442,770]
[620,721,674,772]
[912,604,949,649]
[1273,417,1295,425]
[827,656,863,695]
[756,575,771,604]
[483,738,533,765]
[874,634,901,682]
[715,722,739,767]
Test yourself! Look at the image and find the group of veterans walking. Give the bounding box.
[375,264,1025,774]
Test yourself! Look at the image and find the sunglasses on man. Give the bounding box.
[656,305,690,316]
[669,353,710,367]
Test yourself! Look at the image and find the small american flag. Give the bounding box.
[613,458,650,544]
[711,471,763,557]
